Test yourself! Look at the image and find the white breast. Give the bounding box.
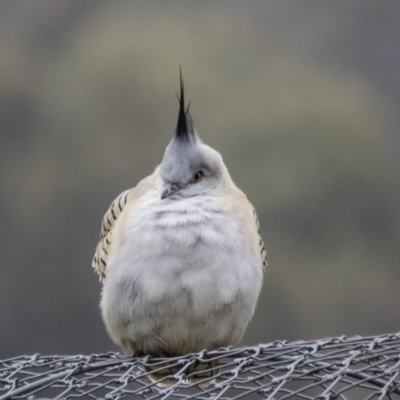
[101,190,263,356]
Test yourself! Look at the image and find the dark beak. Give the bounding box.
[161,184,181,200]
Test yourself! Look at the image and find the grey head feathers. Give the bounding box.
[160,71,231,199]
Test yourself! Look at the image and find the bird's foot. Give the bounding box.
[187,359,199,374]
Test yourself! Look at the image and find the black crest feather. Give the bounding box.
[175,67,195,141]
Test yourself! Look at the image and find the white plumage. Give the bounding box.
[92,73,266,383]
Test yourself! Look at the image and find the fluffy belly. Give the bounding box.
[101,198,262,355]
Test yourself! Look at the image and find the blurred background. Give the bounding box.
[1,0,400,358]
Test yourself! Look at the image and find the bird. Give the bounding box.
[92,71,267,386]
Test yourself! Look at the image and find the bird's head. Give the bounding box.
[160,72,232,200]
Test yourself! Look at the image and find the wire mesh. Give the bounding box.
[1,333,400,400]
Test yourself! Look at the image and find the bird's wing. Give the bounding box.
[252,206,268,272]
[92,189,130,281]
[224,189,267,273]
[92,171,160,281]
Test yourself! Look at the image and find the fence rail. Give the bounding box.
[1,332,400,399]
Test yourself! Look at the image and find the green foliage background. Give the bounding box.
[0,0,399,357]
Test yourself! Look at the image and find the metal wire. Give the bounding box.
[1,333,400,400]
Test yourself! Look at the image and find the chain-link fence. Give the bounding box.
[1,332,400,399]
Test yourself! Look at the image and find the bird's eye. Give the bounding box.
[190,170,204,184]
